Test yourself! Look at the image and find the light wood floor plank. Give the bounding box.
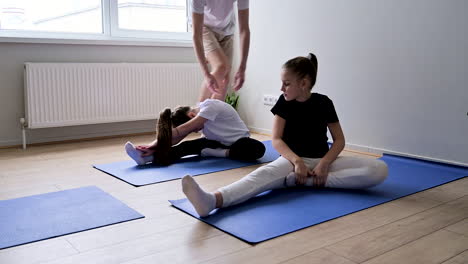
[412,178,468,203]
[42,222,224,264]
[445,218,468,237]
[361,229,468,264]
[121,235,250,264]
[441,250,468,264]
[0,184,60,200]
[65,208,198,252]
[280,249,357,264]
[326,195,468,263]
[202,194,441,264]
[1,133,466,264]
[0,238,78,264]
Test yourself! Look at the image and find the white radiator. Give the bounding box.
[24,63,202,129]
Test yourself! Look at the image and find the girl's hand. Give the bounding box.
[310,161,330,187]
[294,159,308,185]
[136,145,155,157]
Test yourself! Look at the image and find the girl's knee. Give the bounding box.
[251,140,266,159]
[229,138,265,161]
[371,160,388,185]
[352,160,388,189]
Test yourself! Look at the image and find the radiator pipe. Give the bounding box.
[20,118,27,149]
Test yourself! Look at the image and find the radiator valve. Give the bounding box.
[20,117,27,128]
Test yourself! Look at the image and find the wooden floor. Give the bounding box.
[0,133,467,264]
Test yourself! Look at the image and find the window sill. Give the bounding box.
[0,35,193,48]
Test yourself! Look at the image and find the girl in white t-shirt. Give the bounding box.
[125,99,265,165]
[190,0,250,101]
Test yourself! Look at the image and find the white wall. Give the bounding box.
[0,42,196,146]
[237,0,468,165]
[1,1,467,165]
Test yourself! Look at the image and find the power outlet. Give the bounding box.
[263,95,278,106]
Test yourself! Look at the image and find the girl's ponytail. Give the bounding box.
[307,52,318,88]
[151,108,173,165]
[283,52,318,90]
[307,53,318,76]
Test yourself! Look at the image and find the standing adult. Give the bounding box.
[190,0,250,101]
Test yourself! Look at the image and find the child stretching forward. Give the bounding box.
[181,53,388,217]
[125,99,265,166]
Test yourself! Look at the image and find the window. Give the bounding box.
[0,0,191,45]
[0,0,102,33]
[117,0,187,32]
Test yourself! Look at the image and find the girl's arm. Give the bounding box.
[145,116,207,148]
[321,122,345,163]
[272,115,309,184]
[171,115,207,145]
[310,122,345,186]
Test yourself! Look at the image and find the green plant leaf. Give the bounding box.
[225,92,239,110]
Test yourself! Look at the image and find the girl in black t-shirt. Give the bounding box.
[181,53,388,217]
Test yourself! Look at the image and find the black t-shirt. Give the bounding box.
[271,93,339,158]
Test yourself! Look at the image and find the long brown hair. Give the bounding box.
[151,108,172,165]
[171,106,191,127]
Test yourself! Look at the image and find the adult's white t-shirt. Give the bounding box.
[198,99,250,145]
[189,0,249,36]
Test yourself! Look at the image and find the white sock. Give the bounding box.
[285,172,314,187]
[200,148,228,158]
[285,172,297,187]
[125,142,153,165]
[181,175,216,217]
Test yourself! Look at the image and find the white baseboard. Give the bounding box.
[4,123,467,167]
[343,142,468,167]
[0,139,22,146]
[0,126,155,148]
[248,125,467,167]
[248,126,272,136]
[343,142,377,154]
[33,128,153,143]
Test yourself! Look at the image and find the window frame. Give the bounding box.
[0,0,192,47]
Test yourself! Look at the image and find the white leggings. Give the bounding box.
[218,156,388,207]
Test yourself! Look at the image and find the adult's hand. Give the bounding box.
[205,73,220,95]
[233,69,245,91]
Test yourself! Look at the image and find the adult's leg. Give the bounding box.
[286,156,388,189]
[228,137,266,161]
[200,49,230,101]
[199,27,231,102]
[214,34,233,99]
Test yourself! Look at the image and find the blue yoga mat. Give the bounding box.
[0,186,144,249]
[169,154,468,244]
[94,140,280,187]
